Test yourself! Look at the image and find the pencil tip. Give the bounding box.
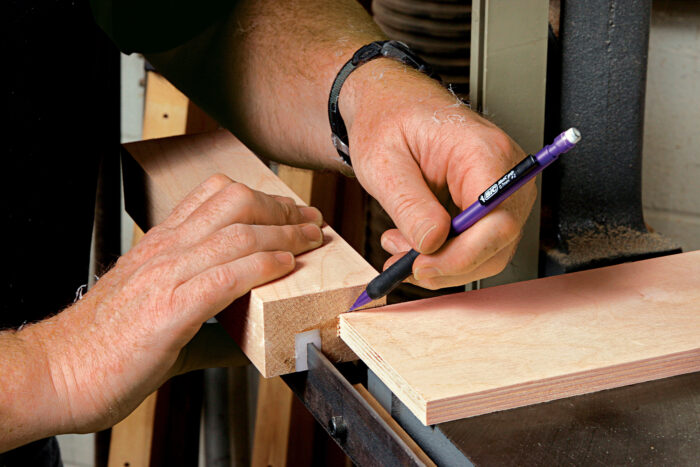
[348,291,371,312]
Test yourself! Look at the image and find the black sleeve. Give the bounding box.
[90,0,235,54]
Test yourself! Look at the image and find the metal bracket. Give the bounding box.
[283,344,430,467]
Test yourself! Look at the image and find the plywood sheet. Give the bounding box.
[122,129,383,377]
[340,251,700,424]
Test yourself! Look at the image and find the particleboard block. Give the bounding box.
[122,129,383,377]
[339,251,700,425]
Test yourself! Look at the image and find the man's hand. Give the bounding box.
[142,0,535,290]
[343,61,537,288]
[17,175,323,440]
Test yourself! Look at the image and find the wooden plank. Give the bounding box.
[275,165,339,227]
[336,178,367,255]
[107,392,157,467]
[122,129,383,377]
[339,251,700,425]
[251,377,315,467]
[142,70,218,140]
[141,71,190,139]
[276,165,315,209]
[277,164,367,262]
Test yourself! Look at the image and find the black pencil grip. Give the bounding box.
[366,249,420,299]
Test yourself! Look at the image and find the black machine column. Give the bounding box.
[541,0,680,276]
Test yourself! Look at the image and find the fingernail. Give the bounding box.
[301,207,323,225]
[417,224,438,252]
[301,224,323,243]
[275,252,294,266]
[414,267,441,281]
[381,236,397,253]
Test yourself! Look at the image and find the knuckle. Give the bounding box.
[227,224,257,251]
[468,128,521,170]
[136,226,174,254]
[391,192,421,219]
[148,225,172,243]
[144,224,165,239]
[490,130,515,155]
[481,128,518,160]
[278,225,297,243]
[205,173,233,191]
[113,254,130,270]
[139,254,178,284]
[250,253,277,277]
[277,196,295,207]
[229,182,256,204]
[211,266,238,290]
[277,201,292,220]
[278,196,296,218]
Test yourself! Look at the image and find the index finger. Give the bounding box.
[161,173,234,229]
[178,182,322,240]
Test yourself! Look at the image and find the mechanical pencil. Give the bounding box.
[349,127,582,311]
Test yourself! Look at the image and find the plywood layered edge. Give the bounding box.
[122,129,384,377]
[339,251,700,425]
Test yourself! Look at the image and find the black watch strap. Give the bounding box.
[328,40,438,166]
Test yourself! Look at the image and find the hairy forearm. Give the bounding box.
[0,300,132,452]
[147,0,389,172]
[0,321,63,452]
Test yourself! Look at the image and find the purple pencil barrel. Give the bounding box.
[350,128,580,310]
[451,128,580,234]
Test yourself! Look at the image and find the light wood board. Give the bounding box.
[122,129,383,377]
[141,71,191,139]
[340,251,700,425]
[107,391,157,467]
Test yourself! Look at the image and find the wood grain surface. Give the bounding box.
[122,129,383,377]
[340,251,700,424]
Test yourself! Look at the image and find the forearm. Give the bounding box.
[0,321,64,452]
[0,303,124,452]
[146,0,391,172]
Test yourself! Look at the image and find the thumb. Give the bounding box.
[356,154,451,254]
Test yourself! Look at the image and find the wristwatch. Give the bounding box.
[328,40,438,166]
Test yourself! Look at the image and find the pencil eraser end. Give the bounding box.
[565,127,581,144]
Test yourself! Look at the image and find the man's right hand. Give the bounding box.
[23,174,323,438]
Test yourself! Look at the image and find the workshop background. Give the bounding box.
[55,0,699,466]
